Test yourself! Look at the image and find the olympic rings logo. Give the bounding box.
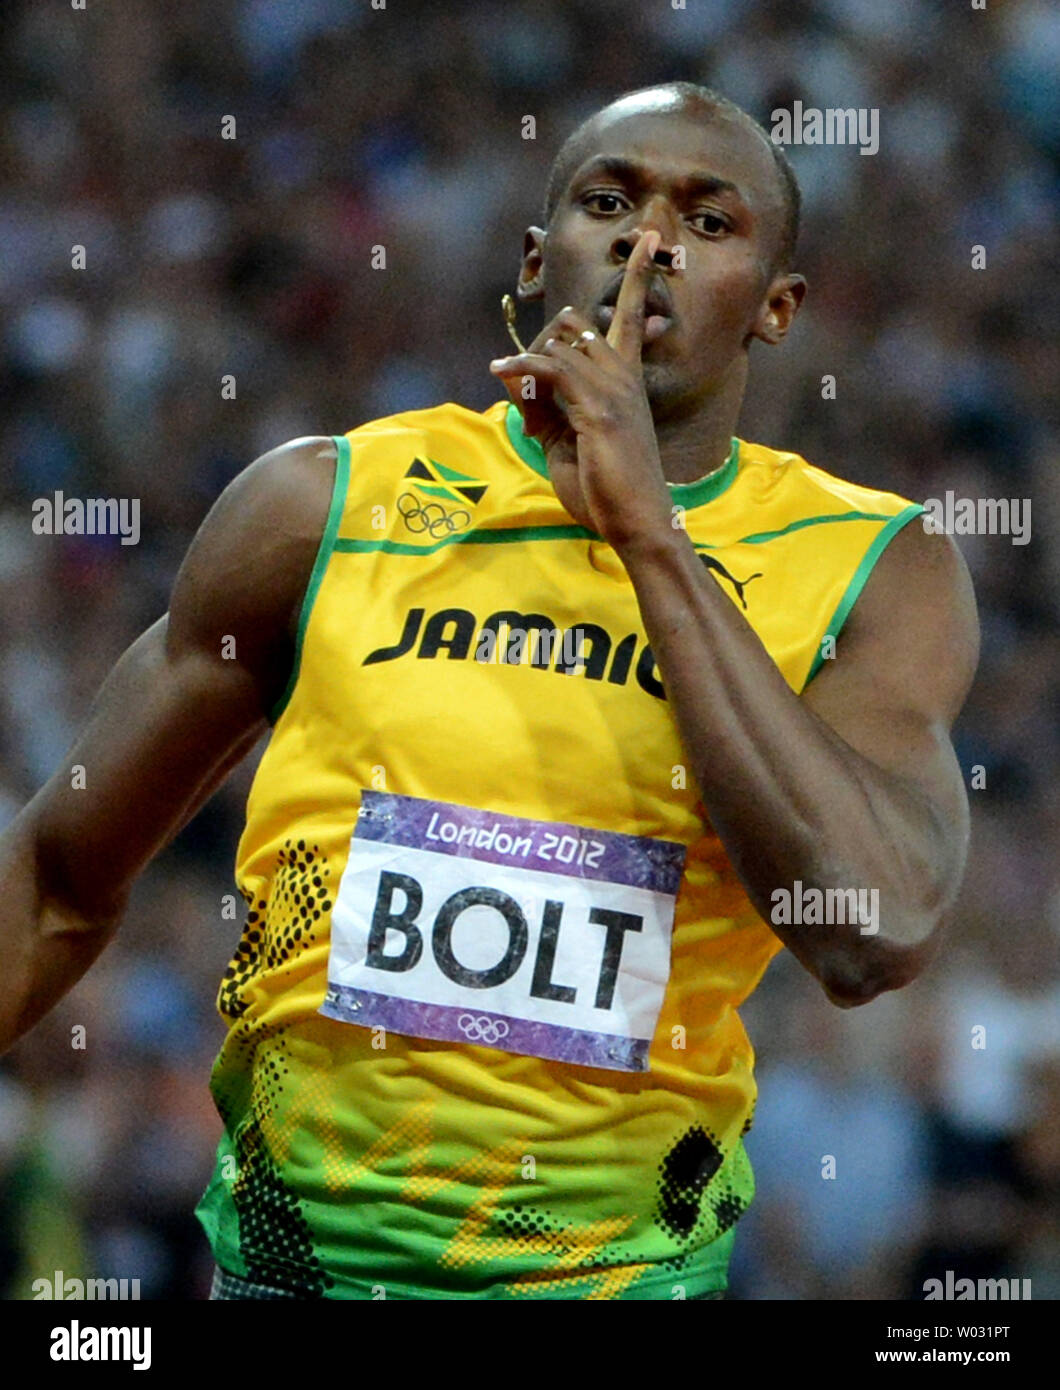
[457,1013,511,1046]
[398,492,471,537]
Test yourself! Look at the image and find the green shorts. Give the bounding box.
[210,1267,727,1300]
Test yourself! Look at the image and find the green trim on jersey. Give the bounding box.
[269,436,351,725]
[503,402,739,510]
[801,502,925,689]
[331,510,916,560]
[716,510,906,548]
[333,523,600,556]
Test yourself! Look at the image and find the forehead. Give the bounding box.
[563,101,783,219]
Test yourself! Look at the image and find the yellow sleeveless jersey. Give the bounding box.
[195,399,923,1299]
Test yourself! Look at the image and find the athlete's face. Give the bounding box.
[518,103,805,419]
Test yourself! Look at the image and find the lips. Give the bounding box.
[594,303,673,343]
[595,272,675,343]
[642,313,671,344]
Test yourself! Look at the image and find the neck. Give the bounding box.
[650,357,748,485]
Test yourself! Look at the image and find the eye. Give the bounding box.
[690,210,730,236]
[581,190,628,215]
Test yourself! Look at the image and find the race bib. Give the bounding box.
[320,791,686,1071]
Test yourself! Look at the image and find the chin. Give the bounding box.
[641,364,684,414]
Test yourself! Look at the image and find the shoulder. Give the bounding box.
[736,438,919,522]
[168,436,340,671]
[751,440,980,715]
[184,432,340,543]
[849,514,978,637]
[826,513,980,722]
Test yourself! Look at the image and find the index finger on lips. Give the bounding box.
[606,230,661,361]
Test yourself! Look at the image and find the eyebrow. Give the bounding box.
[570,155,744,202]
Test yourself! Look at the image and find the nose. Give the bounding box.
[610,199,680,272]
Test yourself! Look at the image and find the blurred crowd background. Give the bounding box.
[0,0,1057,1301]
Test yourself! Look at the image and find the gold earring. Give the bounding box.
[502,294,528,353]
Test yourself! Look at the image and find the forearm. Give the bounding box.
[0,637,263,1053]
[621,529,960,997]
[0,811,125,1053]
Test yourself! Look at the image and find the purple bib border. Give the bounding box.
[355,789,686,897]
[321,982,650,1073]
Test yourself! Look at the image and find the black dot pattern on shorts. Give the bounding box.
[231,1115,333,1296]
[495,1204,558,1248]
[211,840,337,1294]
[218,839,333,1019]
[655,1125,725,1239]
[710,1192,746,1235]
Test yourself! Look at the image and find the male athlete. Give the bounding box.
[0,83,977,1299]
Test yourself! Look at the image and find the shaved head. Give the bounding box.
[544,82,801,272]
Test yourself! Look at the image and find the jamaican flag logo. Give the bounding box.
[398,458,487,538]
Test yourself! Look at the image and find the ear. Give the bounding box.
[517,226,547,302]
[751,273,807,346]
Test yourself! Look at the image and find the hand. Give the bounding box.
[490,231,675,551]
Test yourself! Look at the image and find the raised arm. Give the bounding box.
[0,436,338,1051]
[490,236,980,1007]
[622,516,979,1006]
